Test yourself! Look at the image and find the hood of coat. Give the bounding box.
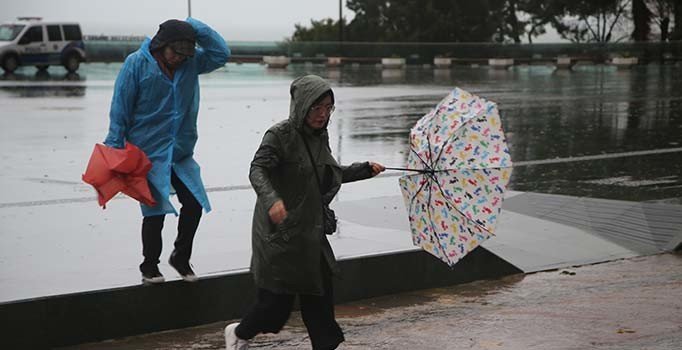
[150,19,196,54]
[288,75,332,131]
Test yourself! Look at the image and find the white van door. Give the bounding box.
[17,25,49,65]
[46,24,67,65]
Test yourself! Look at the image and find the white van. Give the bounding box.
[0,17,86,73]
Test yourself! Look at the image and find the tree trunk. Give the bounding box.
[673,0,682,40]
[661,17,670,41]
[632,0,652,41]
[508,0,522,44]
[527,29,534,44]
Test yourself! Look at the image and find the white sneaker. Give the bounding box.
[169,255,199,282]
[141,270,165,285]
[224,322,250,350]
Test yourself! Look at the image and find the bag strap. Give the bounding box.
[298,129,337,235]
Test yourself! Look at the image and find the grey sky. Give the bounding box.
[2,0,350,41]
[2,0,562,42]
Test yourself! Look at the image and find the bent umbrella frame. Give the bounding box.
[398,88,513,267]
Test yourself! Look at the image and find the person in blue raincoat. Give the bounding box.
[104,18,230,284]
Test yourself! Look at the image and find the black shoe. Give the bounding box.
[141,267,165,285]
[169,254,198,282]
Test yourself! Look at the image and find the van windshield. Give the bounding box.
[0,24,25,41]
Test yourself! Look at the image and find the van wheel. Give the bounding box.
[36,65,49,71]
[63,54,80,72]
[2,55,19,73]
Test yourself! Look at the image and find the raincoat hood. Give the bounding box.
[150,19,196,54]
[288,75,333,130]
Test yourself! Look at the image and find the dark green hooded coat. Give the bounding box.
[248,75,372,295]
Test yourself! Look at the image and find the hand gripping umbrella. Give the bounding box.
[82,143,156,208]
[393,88,513,267]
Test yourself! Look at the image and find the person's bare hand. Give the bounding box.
[369,162,386,177]
[269,200,288,224]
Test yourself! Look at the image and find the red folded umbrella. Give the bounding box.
[82,143,157,208]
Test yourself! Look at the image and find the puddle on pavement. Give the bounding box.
[337,273,526,319]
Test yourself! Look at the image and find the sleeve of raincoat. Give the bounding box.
[103,57,138,149]
[249,131,283,211]
[341,162,373,183]
[186,17,230,74]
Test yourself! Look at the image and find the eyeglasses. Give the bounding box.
[310,104,335,115]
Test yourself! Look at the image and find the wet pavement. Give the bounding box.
[60,252,682,350]
[1,62,681,302]
[2,63,681,204]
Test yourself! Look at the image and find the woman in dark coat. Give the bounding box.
[225,75,385,350]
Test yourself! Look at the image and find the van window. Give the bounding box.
[0,24,25,41]
[62,25,82,41]
[19,26,43,44]
[47,25,63,41]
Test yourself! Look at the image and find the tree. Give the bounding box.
[518,0,568,43]
[505,0,525,43]
[290,0,665,44]
[632,0,653,41]
[291,18,343,42]
[555,0,632,43]
[292,0,510,42]
[646,0,677,41]
[674,0,682,39]
[452,0,501,42]
[346,0,503,42]
[489,0,528,43]
[344,0,396,41]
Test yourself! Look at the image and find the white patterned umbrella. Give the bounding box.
[397,88,513,267]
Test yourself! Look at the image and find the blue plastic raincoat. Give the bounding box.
[104,18,230,217]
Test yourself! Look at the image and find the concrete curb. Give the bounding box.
[1,248,521,349]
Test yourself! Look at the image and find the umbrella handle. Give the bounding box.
[384,167,433,174]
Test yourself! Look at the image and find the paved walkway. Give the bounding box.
[9,180,680,303]
[62,252,682,350]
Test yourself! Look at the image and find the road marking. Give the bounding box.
[377,147,682,177]
[512,147,682,167]
[1,147,681,209]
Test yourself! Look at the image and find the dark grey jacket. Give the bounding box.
[248,75,372,295]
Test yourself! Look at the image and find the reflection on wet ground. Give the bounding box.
[0,69,85,97]
[511,153,682,203]
[1,71,82,82]
[0,86,86,98]
[1,62,680,202]
[332,64,682,203]
[62,253,682,350]
[335,273,527,318]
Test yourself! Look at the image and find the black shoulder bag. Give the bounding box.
[299,131,338,235]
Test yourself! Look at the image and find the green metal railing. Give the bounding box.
[84,39,682,64]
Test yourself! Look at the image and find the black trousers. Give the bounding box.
[235,259,344,350]
[139,170,202,273]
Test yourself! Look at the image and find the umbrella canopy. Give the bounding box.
[82,143,156,208]
[399,88,513,267]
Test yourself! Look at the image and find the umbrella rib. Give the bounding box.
[425,134,436,169]
[431,138,451,171]
[424,177,454,267]
[408,175,429,208]
[410,147,434,172]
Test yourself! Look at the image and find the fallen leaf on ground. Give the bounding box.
[617,328,636,334]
